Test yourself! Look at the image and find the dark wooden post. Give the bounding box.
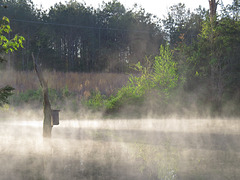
[32,53,52,138]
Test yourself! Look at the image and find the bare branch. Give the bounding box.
[32,53,48,90]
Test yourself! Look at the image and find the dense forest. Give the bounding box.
[0,0,166,72]
[1,0,240,117]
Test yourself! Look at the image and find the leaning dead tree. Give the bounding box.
[32,53,52,138]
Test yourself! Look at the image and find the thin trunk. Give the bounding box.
[209,0,222,114]
[32,53,52,138]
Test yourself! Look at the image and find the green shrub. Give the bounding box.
[105,44,178,113]
[62,85,70,98]
[151,45,178,97]
[10,88,42,105]
[83,90,106,110]
[10,87,75,108]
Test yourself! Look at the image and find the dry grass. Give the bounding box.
[0,70,129,96]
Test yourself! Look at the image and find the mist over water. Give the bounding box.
[0,117,240,180]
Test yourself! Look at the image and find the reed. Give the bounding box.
[0,70,129,96]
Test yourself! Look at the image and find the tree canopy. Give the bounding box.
[0,0,164,72]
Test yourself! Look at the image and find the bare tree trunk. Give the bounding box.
[209,0,218,22]
[32,53,52,138]
[209,0,222,115]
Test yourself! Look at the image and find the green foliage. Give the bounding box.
[16,89,42,103]
[151,45,178,97]
[0,17,24,55]
[10,88,75,108]
[0,85,14,106]
[173,2,240,116]
[163,3,206,46]
[83,90,106,110]
[1,1,240,117]
[0,0,163,72]
[106,44,178,113]
[0,16,24,106]
[62,85,70,98]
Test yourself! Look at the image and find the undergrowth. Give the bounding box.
[6,45,179,117]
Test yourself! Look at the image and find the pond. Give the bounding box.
[0,119,240,180]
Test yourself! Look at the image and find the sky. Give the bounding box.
[32,0,233,18]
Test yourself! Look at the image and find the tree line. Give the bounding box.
[0,0,165,72]
[1,0,240,116]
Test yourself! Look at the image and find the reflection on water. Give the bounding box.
[0,119,240,180]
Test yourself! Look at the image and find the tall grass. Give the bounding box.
[0,70,129,97]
